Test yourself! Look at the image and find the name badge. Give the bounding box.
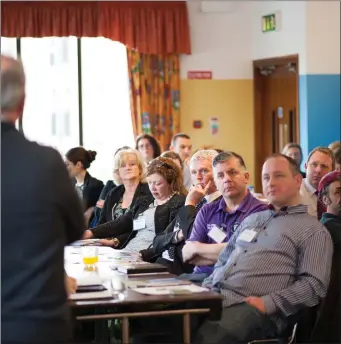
[133,216,146,230]
[208,225,226,243]
[237,229,257,243]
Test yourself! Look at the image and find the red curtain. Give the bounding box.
[1,1,191,54]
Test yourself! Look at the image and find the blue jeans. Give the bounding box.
[193,302,278,344]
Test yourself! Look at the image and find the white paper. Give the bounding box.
[132,285,209,295]
[69,289,112,300]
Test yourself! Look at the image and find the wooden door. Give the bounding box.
[253,56,299,192]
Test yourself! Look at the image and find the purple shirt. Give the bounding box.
[189,191,268,274]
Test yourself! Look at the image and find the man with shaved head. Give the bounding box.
[1,55,85,343]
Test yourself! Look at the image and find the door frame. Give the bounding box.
[253,54,300,193]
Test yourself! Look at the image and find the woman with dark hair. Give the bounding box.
[136,134,161,164]
[65,147,103,226]
[83,157,185,262]
[161,151,183,169]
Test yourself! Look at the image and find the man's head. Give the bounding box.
[1,55,26,123]
[189,150,218,195]
[212,151,249,201]
[328,141,341,155]
[262,154,302,209]
[305,147,335,189]
[282,143,303,167]
[170,133,192,162]
[318,171,341,216]
[334,147,341,172]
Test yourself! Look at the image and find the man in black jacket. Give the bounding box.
[1,55,85,343]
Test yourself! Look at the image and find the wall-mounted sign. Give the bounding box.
[209,117,219,135]
[193,120,202,129]
[187,71,212,80]
[262,12,281,32]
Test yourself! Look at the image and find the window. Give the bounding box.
[1,36,134,184]
[81,38,134,182]
[20,37,79,154]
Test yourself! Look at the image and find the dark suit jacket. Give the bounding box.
[72,172,103,211]
[153,196,222,274]
[1,122,84,342]
[98,182,151,226]
[91,194,185,262]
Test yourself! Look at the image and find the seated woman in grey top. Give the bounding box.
[83,157,186,262]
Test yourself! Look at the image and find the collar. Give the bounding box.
[205,191,221,203]
[268,204,308,216]
[216,190,253,214]
[303,178,317,196]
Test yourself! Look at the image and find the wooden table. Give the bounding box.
[66,261,222,344]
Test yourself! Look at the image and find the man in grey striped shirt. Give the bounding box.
[193,154,333,344]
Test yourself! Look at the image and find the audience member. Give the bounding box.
[170,133,193,190]
[161,150,183,170]
[282,142,306,177]
[193,154,333,344]
[65,147,104,226]
[334,147,341,172]
[154,150,221,274]
[136,133,161,164]
[91,146,131,226]
[181,151,268,281]
[300,147,334,219]
[328,141,341,155]
[90,148,150,233]
[84,157,185,262]
[1,55,84,343]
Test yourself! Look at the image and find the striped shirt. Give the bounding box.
[203,205,333,321]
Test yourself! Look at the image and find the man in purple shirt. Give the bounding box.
[182,151,268,281]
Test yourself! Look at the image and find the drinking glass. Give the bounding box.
[81,246,99,269]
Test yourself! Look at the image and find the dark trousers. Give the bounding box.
[193,302,278,344]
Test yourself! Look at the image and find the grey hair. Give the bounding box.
[1,55,25,114]
[190,149,218,166]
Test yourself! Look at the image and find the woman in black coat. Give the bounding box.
[83,157,186,262]
[65,147,103,226]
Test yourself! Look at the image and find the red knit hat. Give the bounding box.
[318,171,341,195]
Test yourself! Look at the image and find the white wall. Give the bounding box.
[306,1,340,74]
[181,1,253,79]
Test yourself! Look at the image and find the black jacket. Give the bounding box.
[98,183,151,225]
[91,194,185,262]
[311,213,341,342]
[72,172,103,211]
[153,196,222,275]
[1,122,84,342]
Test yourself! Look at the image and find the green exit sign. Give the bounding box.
[262,12,280,33]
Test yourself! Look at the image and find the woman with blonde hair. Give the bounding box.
[83,157,186,262]
[94,148,151,227]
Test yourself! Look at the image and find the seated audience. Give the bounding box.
[181,151,268,282]
[154,150,221,274]
[136,133,161,164]
[91,146,131,226]
[193,154,333,344]
[170,133,193,190]
[282,142,306,177]
[328,141,341,155]
[83,157,185,262]
[335,147,341,172]
[300,147,334,219]
[65,147,104,226]
[311,171,341,343]
[92,148,150,229]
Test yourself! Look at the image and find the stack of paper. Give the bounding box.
[132,285,209,296]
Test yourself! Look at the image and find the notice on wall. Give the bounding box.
[209,117,219,135]
[187,71,212,80]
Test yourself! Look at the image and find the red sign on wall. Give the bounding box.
[187,71,212,80]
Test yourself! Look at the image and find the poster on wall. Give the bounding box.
[209,117,219,135]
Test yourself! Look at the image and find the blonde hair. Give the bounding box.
[113,148,146,185]
[147,157,187,195]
